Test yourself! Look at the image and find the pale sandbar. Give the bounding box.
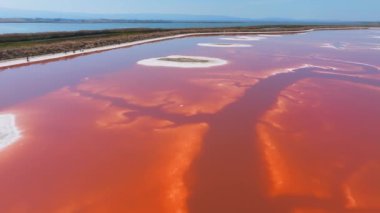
[259,34,283,37]
[137,55,228,68]
[220,36,267,41]
[0,114,21,150]
[197,43,252,48]
[320,42,348,50]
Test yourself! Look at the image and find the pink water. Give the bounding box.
[1,29,380,213]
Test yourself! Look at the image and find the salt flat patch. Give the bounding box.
[137,55,228,68]
[0,114,21,150]
[322,42,380,51]
[220,36,267,41]
[321,42,348,50]
[197,43,252,48]
[270,64,337,76]
[259,34,283,37]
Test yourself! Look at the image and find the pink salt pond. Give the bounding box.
[0,29,380,213]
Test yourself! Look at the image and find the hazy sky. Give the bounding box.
[1,0,379,21]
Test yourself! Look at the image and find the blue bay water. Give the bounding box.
[0,22,260,34]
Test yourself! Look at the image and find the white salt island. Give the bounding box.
[220,36,267,41]
[137,55,228,68]
[197,43,252,48]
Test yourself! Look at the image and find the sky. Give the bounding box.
[0,0,380,21]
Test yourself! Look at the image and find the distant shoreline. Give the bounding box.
[0,18,248,24]
[1,18,379,25]
[0,25,376,69]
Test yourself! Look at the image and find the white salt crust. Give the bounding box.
[320,43,348,50]
[137,55,228,68]
[220,36,267,41]
[0,114,21,150]
[197,43,252,48]
[259,34,283,37]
